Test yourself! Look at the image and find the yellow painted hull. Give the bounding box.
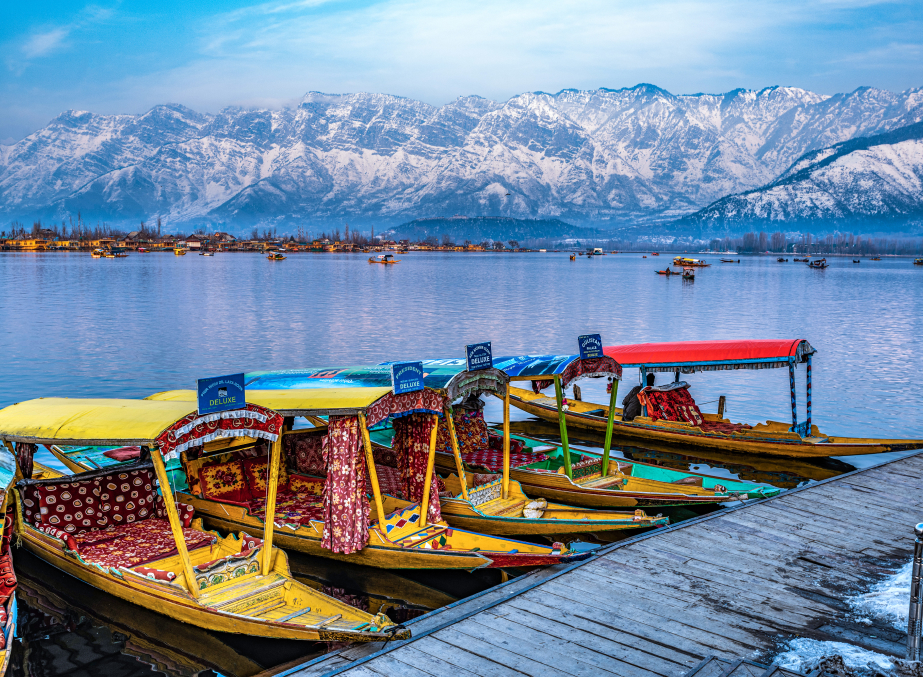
[508,387,923,458]
[407,477,668,535]
[16,523,406,642]
[178,493,586,570]
[16,549,267,677]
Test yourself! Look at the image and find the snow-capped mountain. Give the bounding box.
[2,85,922,232]
[679,121,923,233]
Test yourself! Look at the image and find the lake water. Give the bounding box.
[2,250,922,675]
[3,251,921,437]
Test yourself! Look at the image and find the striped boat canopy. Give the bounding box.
[245,361,508,401]
[603,340,815,374]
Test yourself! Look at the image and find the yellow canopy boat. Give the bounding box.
[506,340,923,458]
[145,386,591,569]
[242,363,671,534]
[0,397,407,643]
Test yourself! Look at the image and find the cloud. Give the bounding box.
[22,27,70,59]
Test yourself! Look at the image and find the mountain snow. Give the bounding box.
[2,85,922,231]
[682,121,923,229]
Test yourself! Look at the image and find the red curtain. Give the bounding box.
[321,416,370,554]
[17,442,36,480]
[392,413,441,523]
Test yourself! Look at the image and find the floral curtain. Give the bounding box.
[321,416,370,554]
[16,442,36,480]
[392,413,441,523]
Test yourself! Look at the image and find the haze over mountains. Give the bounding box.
[2,84,922,235]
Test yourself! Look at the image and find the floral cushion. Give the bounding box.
[77,518,216,569]
[199,460,251,503]
[453,411,489,454]
[288,474,323,496]
[371,446,398,468]
[248,493,324,526]
[242,456,290,499]
[131,566,176,582]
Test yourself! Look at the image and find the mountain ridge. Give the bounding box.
[2,84,922,234]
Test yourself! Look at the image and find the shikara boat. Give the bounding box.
[174,248,187,256]
[267,252,286,260]
[808,258,828,269]
[369,254,399,265]
[145,387,592,568]
[0,397,408,642]
[673,257,709,267]
[15,548,273,677]
[244,364,670,534]
[507,340,923,458]
[248,360,764,510]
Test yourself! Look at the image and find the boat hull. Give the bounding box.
[508,387,923,458]
[17,525,404,642]
[179,493,587,569]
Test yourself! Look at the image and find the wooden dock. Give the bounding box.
[285,451,923,677]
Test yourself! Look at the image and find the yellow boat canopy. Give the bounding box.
[145,387,395,417]
[0,398,206,446]
[147,387,445,427]
[0,398,285,460]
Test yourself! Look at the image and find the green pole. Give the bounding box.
[553,375,572,478]
[602,379,619,476]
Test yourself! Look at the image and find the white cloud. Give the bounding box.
[22,27,70,59]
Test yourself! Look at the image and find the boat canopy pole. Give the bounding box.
[806,354,813,433]
[502,386,511,499]
[151,447,199,598]
[553,375,572,479]
[358,413,388,533]
[261,436,283,576]
[602,378,619,477]
[418,414,439,527]
[640,367,648,417]
[788,361,798,429]
[443,406,469,501]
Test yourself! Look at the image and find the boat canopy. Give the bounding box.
[146,386,446,427]
[493,354,623,386]
[603,340,816,374]
[245,361,508,401]
[0,397,283,461]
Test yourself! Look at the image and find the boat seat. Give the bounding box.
[74,518,217,569]
[461,449,549,472]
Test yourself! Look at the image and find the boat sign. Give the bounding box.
[578,334,603,360]
[466,342,493,371]
[391,362,425,394]
[197,373,246,415]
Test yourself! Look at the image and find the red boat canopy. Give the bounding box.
[603,340,815,374]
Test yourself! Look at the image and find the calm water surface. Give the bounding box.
[2,250,922,676]
[2,251,921,437]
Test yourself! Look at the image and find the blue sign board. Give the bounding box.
[578,334,603,360]
[390,362,425,395]
[197,373,246,415]
[466,342,493,372]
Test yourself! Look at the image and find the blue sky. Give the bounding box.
[2,0,921,142]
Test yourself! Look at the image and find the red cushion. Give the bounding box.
[102,446,142,462]
[198,460,251,503]
[36,476,104,533]
[248,494,324,527]
[461,449,548,472]
[285,432,326,475]
[454,411,489,454]
[77,518,215,569]
[96,469,159,526]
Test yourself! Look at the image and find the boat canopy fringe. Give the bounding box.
[156,403,283,461]
[365,388,445,428]
[442,368,508,401]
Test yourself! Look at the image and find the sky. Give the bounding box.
[2,0,921,143]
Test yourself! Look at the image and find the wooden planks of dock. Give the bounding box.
[287,451,923,677]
